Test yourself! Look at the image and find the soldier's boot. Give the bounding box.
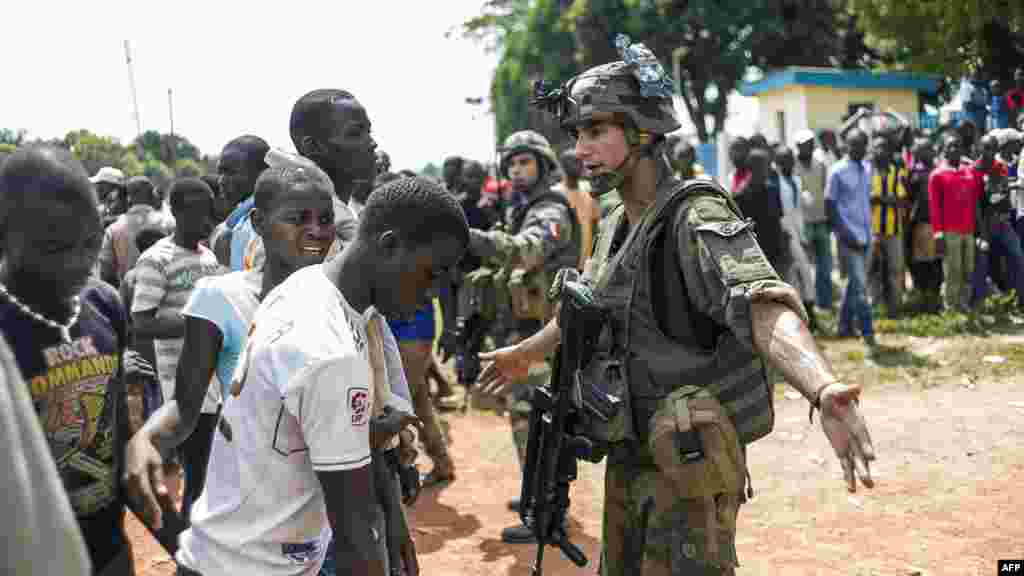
[500,523,536,544]
[500,517,570,545]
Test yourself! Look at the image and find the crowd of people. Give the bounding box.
[725,103,1024,350]
[4,36,881,576]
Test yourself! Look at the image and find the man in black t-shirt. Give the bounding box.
[0,146,154,575]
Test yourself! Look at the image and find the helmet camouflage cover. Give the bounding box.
[532,34,680,136]
[500,130,560,180]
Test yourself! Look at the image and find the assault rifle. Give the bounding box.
[519,271,606,575]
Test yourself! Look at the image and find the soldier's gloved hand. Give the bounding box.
[477,344,532,397]
[468,228,489,256]
[818,382,876,492]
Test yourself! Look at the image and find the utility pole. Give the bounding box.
[124,41,143,152]
[168,88,176,175]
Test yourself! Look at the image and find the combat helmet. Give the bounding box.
[499,130,560,185]
[532,34,680,196]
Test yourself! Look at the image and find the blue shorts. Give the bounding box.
[388,306,435,342]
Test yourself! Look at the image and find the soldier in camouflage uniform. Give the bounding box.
[465,130,581,543]
[478,35,877,574]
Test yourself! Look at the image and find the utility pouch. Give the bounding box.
[648,388,745,499]
[509,268,553,321]
[572,353,631,447]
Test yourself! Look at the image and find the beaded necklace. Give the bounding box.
[0,282,81,343]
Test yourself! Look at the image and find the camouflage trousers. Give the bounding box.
[505,320,549,471]
[599,445,742,576]
[508,362,551,470]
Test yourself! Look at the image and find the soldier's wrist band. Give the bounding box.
[812,381,839,409]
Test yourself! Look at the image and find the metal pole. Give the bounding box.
[168,88,176,175]
[124,41,142,139]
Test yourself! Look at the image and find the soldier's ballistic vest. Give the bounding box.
[584,179,774,446]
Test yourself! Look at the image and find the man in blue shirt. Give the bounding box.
[825,128,877,348]
[210,136,270,270]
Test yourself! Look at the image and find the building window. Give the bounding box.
[776,110,786,144]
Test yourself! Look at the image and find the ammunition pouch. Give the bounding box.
[509,267,554,321]
[462,266,500,320]
[648,387,745,499]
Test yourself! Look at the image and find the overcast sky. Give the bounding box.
[2,0,499,171]
[3,1,763,172]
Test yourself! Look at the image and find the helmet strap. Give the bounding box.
[587,133,668,199]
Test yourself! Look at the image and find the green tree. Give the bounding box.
[420,162,441,179]
[120,152,144,177]
[142,158,173,188]
[132,130,202,168]
[850,0,1024,82]
[463,0,877,143]
[461,0,580,147]
[0,128,28,147]
[63,129,133,176]
[175,158,203,177]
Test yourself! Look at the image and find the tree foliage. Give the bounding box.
[0,127,201,183]
[850,0,1024,82]
[420,162,441,179]
[463,0,879,144]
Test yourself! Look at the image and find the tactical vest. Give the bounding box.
[584,179,774,446]
[506,191,581,322]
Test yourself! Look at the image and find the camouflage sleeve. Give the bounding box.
[673,195,799,350]
[515,200,575,269]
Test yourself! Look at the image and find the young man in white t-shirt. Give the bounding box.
[124,152,417,523]
[131,174,467,576]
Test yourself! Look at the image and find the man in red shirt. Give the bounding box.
[1006,68,1024,129]
[929,135,982,310]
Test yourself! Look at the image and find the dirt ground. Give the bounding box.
[129,331,1024,576]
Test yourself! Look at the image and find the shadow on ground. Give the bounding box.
[476,516,600,576]
[407,486,483,555]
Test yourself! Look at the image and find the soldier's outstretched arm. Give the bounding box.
[467,201,574,269]
[751,297,875,492]
[673,195,875,492]
[515,200,575,270]
[478,314,561,395]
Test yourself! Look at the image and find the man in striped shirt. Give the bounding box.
[131,177,225,521]
[868,136,910,318]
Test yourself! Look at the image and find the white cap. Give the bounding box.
[794,129,816,146]
[89,166,125,186]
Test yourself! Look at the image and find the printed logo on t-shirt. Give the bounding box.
[348,387,369,426]
[28,335,121,515]
[281,540,321,564]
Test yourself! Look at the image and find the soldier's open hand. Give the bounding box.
[477,345,532,397]
[818,382,875,492]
